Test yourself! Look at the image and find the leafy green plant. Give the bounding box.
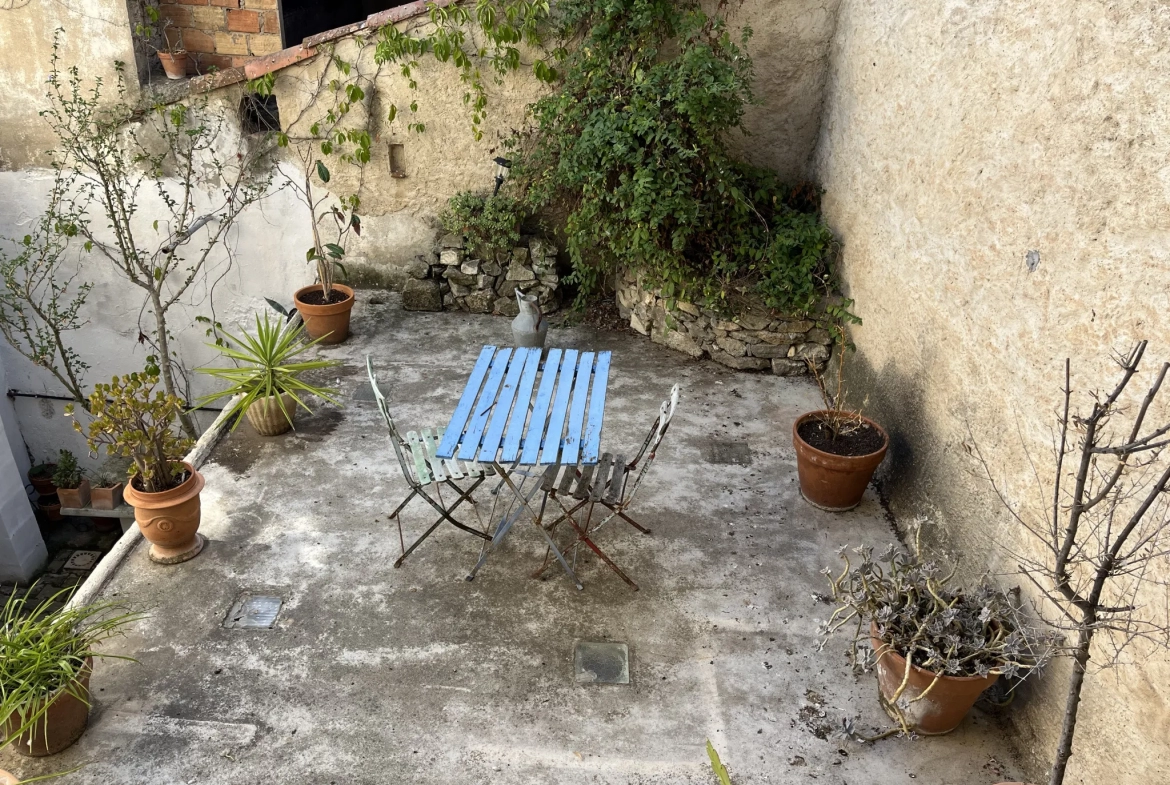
[28,464,54,479]
[66,372,194,494]
[50,450,83,490]
[194,312,341,430]
[134,4,184,55]
[706,740,732,785]
[1,586,142,753]
[440,191,527,260]
[93,473,120,489]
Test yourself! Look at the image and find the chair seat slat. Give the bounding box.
[405,431,432,485]
[605,454,626,504]
[421,428,448,482]
[590,454,614,501]
[573,464,595,500]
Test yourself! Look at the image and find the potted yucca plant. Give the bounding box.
[1,587,142,758]
[51,451,89,509]
[66,372,201,564]
[194,311,340,436]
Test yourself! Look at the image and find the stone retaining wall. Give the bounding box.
[401,235,562,316]
[615,270,834,376]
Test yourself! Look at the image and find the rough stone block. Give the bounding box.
[512,247,530,267]
[735,314,770,331]
[630,312,650,335]
[442,293,456,308]
[444,268,477,286]
[440,233,464,249]
[805,327,832,344]
[715,336,747,357]
[676,300,700,316]
[795,343,830,363]
[450,282,473,297]
[710,351,770,371]
[477,273,497,290]
[506,262,536,282]
[402,278,442,311]
[481,260,502,277]
[461,259,481,275]
[529,238,556,260]
[772,358,806,376]
[715,320,741,332]
[465,291,494,314]
[494,296,520,317]
[402,257,430,280]
[737,331,762,345]
[539,275,559,290]
[439,248,462,267]
[771,319,813,333]
[749,343,792,359]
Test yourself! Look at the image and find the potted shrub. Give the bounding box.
[66,372,202,565]
[136,7,187,80]
[90,473,124,511]
[26,463,57,497]
[194,311,340,436]
[822,523,1050,736]
[1,587,142,757]
[51,451,89,509]
[290,157,358,344]
[793,338,887,511]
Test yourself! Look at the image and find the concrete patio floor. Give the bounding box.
[2,293,1026,784]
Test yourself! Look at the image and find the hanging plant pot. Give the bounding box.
[37,495,62,522]
[869,625,998,735]
[792,411,888,511]
[245,392,298,436]
[27,464,57,497]
[4,658,92,757]
[91,481,124,510]
[57,478,91,509]
[122,462,206,565]
[157,50,188,80]
[293,284,355,344]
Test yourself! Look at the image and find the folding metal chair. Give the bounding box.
[533,384,680,590]
[366,356,493,567]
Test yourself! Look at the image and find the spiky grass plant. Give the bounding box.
[194,312,340,430]
[1,587,143,751]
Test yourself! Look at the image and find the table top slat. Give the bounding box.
[581,351,611,464]
[501,349,542,462]
[540,349,580,465]
[456,348,513,461]
[520,348,563,465]
[561,351,595,466]
[478,350,529,462]
[436,346,495,459]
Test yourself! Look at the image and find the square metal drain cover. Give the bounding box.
[702,440,752,465]
[224,594,283,629]
[574,641,630,685]
[64,551,102,571]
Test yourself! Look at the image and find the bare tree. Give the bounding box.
[41,33,273,437]
[974,340,1170,785]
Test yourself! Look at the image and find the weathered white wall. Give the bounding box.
[815,1,1170,781]
[0,353,45,581]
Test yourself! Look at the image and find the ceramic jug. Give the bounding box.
[512,288,548,348]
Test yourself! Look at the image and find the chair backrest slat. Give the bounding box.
[367,356,423,489]
[620,384,681,506]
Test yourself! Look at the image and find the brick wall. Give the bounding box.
[159,0,283,74]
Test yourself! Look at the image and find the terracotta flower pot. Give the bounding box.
[4,658,92,757]
[37,495,62,522]
[91,482,124,510]
[293,283,355,344]
[869,626,998,735]
[792,411,888,511]
[122,462,206,564]
[245,392,297,436]
[0,769,18,784]
[57,478,91,509]
[157,50,188,80]
[28,465,57,497]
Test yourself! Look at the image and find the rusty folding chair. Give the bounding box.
[366,356,492,567]
[533,384,680,590]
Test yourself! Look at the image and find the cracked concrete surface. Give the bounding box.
[1,294,1024,784]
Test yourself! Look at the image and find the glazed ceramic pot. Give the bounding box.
[122,462,206,564]
[870,625,998,734]
[293,283,355,344]
[245,392,297,436]
[4,658,92,757]
[793,411,888,511]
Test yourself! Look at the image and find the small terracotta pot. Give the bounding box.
[792,411,888,511]
[123,462,206,564]
[57,478,91,509]
[245,392,297,436]
[28,465,57,497]
[294,283,355,344]
[37,495,62,522]
[91,482,125,510]
[869,625,998,734]
[157,50,188,80]
[4,658,92,757]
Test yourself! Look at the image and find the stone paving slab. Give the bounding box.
[1,294,1026,784]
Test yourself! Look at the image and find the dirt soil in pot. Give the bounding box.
[297,289,351,306]
[797,418,885,456]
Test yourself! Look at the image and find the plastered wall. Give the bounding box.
[815,1,1170,781]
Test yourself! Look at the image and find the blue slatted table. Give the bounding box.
[436,345,612,588]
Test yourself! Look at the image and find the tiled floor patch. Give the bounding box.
[224,594,284,629]
[574,641,630,685]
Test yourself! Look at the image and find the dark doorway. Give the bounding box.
[280,1,420,47]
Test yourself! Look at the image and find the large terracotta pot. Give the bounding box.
[245,392,297,436]
[293,283,355,344]
[792,411,888,511]
[4,658,92,757]
[869,626,998,735]
[122,462,206,564]
[57,478,91,509]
